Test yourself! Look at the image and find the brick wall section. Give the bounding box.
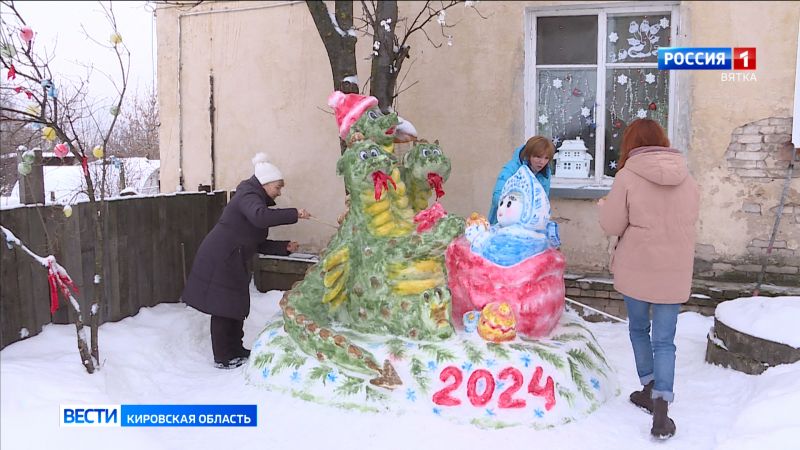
[697,116,800,286]
[563,273,800,322]
[725,117,798,179]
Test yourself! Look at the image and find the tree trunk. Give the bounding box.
[307,1,358,94]
[307,0,359,154]
[370,1,399,112]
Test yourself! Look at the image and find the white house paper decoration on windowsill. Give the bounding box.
[554,138,593,178]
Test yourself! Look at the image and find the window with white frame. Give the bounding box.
[525,3,679,187]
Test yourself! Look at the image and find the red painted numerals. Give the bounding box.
[431,366,462,406]
[432,366,556,411]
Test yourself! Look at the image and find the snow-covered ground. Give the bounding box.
[1,285,798,450]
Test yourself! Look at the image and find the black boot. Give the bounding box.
[238,348,251,358]
[651,398,676,439]
[214,356,247,370]
[629,381,654,414]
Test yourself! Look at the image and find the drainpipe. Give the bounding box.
[175,1,303,191]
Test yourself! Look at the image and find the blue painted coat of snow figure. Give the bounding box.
[487,144,551,225]
[470,165,552,266]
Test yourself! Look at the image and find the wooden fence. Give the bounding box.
[0,192,227,349]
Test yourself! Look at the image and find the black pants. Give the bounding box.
[210,316,245,363]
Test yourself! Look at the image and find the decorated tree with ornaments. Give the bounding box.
[0,0,131,373]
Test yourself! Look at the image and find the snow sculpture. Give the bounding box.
[246,92,617,429]
[447,165,565,339]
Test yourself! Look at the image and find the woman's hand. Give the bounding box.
[297,208,311,220]
[286,241,299,253]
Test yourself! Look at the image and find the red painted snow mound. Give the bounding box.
[445,236,566,338]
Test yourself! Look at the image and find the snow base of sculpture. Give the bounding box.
[245,309,619,429]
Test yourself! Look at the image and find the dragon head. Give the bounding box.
[419,287,454,339]
[403,139,452,199]
[337,137,398,199]
[347,107,400,151]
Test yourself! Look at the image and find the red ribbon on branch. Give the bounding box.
[46,259,80,315]
[80,155,89,177]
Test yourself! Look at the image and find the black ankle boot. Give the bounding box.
[214,356,247,370]
[651,397,676,439]
[629,381,654,414]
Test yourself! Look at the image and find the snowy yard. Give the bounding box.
[2,285,798,450]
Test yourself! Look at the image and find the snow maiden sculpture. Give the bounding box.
[246,92,618,428]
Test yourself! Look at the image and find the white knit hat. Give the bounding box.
[252,153,283,184]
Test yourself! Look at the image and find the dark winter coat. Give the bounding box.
[181,176,298,319]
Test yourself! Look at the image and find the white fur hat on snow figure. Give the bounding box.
[252,153,283,185]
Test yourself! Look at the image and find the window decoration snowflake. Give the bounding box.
[538,114,549,125]
[609,32,618,43]
[617,74,628,85]
[552,78,563,88]
[580,106,591,117]
[636,108,647,119]
[645,72,656,84]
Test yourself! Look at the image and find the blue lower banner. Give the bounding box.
[60,404,258,427]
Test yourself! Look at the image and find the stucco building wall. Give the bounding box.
[157,1,800,284]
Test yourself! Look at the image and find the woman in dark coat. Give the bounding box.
[182,153,310,368]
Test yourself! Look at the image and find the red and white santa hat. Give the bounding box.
[327,91,379,139]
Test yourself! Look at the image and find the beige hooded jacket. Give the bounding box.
[598,147,700,303]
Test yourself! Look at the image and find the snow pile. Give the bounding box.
[716,296,800,348]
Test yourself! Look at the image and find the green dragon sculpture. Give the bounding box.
[279,134,463,389]
[402,140,451,212]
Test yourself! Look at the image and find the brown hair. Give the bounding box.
[618,119,670,170]
[520,136,555,163]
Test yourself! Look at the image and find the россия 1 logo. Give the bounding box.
[658,47,757,82]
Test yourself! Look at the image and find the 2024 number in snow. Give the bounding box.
[431,366,556,410]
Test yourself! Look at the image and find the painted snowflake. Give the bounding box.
[580,106,591,117]
[609,32,618,43]
[636,108,647,119]
[609,160,617,170]
[645,72,656,84]
[552,78,563,88]
[660,17,669,29]
[616,74,628,85]
[538,114,549,125]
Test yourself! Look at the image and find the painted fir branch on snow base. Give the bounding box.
[245,313,618,429]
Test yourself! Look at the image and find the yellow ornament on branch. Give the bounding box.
[110,32,122,45]
[92,145,104,158]
[42,126,56,141]
[63,205,73,218]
